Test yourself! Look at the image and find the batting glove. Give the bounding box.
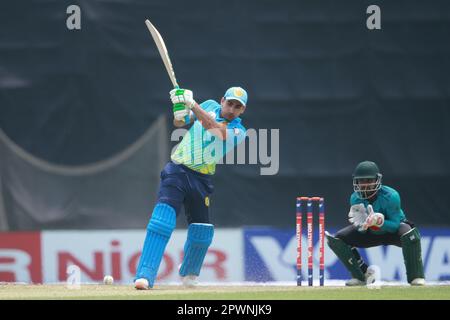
[170,88,196,109]
[173,104,189,121]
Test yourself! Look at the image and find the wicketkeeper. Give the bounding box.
[326,161,425,286]
[134,87,247,289]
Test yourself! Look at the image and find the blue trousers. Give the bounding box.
[157,161,214,224]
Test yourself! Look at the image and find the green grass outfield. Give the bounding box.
[1,284,450,300]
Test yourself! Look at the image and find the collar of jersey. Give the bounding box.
[215,108,242,125]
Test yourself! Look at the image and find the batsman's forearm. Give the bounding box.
[173,119,186,127]
[191,104,227,140]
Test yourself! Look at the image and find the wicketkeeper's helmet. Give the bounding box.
[352,161,382,199]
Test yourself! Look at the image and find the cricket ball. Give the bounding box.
[103,275,114,285]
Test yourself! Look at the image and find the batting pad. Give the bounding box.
[325,231,366,282]
[401,227,425,283]
[135,203,176,287]
[179,223,214,277]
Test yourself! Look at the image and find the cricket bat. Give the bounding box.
[145,19,179,88]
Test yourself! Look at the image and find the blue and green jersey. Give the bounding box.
[171,100,246,175]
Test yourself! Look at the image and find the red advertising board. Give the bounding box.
[0,232,42,283]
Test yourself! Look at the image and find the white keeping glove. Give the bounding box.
[348,203,368,229]
[170,88,196,109]
[362,205,385,230]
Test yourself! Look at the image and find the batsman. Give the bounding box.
[134,86,247,289]
[326,161,425,286]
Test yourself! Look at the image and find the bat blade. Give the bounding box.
[145,19,178,88]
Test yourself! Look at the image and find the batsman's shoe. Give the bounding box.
[411,278,425,286]
[181,275,198,288]
[178,264,199,288]
[134,278,150,290]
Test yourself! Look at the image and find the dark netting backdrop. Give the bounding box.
[0,0,449,230]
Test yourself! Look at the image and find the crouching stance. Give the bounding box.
[135,86,248,289]
[326,161,425,286]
